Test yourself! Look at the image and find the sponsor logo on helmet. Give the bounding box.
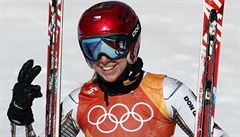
[132,24,140,38]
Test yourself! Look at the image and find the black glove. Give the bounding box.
[7,59,42,126]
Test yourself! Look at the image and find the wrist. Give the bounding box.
[7,101,34,126]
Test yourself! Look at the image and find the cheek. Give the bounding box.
[118,60,127,73]
[89,61,98,69]
[91,64,101,73]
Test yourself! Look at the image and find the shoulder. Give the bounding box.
[143,72,166,80]
[61,81,97,120]
[163,77,183,99]
[76,80,102,99]
[61,80,94,112]
[162,76,197,131]
[141,72,166,88]
[163,76,196,100]
[63,87,81,105]
[62,80,99,103]
[62,87,82,115]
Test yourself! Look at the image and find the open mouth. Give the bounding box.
[100,64,117,71]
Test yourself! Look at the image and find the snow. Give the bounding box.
[0,0,239,136]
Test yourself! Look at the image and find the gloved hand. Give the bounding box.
[7,59,42,126]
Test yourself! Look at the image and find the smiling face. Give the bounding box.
[89,56,127,82]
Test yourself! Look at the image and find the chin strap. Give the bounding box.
[96,57,144,106]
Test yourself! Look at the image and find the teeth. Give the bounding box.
[102,66,114,71]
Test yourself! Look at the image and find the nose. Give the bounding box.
[99,55,111,63]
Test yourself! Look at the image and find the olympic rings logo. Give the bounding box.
[87,102,154,133]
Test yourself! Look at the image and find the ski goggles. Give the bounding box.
[79,34,131,61]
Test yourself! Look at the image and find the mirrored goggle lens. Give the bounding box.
[80,35,130,61]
